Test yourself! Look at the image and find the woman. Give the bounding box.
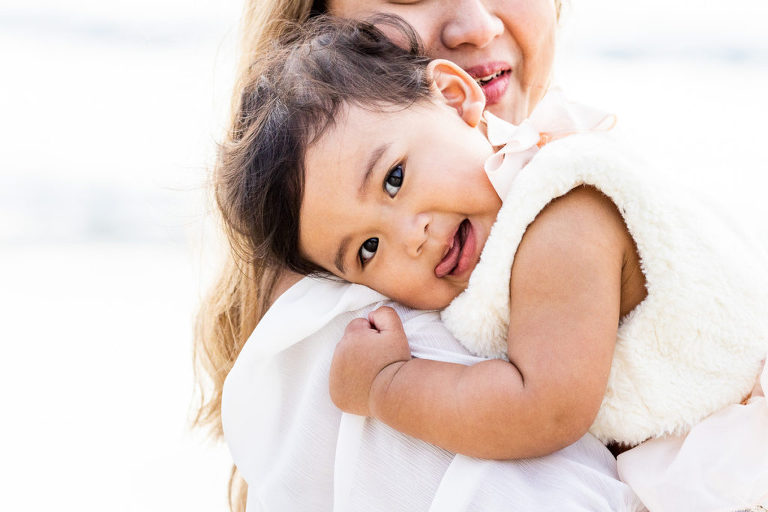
[194,1,644,510]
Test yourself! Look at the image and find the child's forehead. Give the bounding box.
[311,103,404,155]
[307,111,388,188]
[341,99,437,125]
[309,100,451,176]
[320,99,442,143]
[307,98,482,183]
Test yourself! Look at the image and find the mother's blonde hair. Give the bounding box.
[194,1,562,510]
[193,4,326,510]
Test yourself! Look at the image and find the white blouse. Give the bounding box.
[222,276,645,511]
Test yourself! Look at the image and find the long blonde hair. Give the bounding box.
[193,1,562,510]
[193,2,319,510]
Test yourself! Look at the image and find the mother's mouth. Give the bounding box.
[464,62,512,106]
[475,69,510,87]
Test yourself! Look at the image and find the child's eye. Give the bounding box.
[384,164,404,197]
[359,237,379,265]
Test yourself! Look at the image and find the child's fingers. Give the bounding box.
[367,306,405,335]
[344,317,374,336]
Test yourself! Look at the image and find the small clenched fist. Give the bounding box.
[329,306,412,416]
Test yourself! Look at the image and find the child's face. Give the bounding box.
[299,98,502,310]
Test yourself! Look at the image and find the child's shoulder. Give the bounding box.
[530,185,628,242]
[516,185,631,278]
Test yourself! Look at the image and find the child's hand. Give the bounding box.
[329,306,411,416]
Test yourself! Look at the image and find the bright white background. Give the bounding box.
[1,0,766,510]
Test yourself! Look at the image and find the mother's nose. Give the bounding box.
[441,0,504,50]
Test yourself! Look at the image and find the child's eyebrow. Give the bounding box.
[334,237,350,274]
[359,142,391,195]
[333,142,393,275]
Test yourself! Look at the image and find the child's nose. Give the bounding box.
[397,212,431,258]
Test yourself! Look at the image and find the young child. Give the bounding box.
[215,16,768,509]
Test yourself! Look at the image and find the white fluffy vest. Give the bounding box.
[441,133,768,445]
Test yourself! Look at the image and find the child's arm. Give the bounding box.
[330,186,635,459]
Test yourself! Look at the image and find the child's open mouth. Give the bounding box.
[435,219,476,278]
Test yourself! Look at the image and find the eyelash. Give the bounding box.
[358,237,378,266]
[384,163,404,198]
[358,163,405,266]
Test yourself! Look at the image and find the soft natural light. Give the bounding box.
[1,0,766,510]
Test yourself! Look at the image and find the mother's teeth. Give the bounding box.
[476,71,503,85]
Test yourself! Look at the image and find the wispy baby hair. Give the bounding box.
[215,14,433,275]
[195,18,432,507]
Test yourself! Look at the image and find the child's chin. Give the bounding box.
[402,289,462,311]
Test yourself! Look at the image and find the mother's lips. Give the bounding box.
[464,62,510,81]
[464,62,511,106]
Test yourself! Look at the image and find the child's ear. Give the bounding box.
[427,59,486,127]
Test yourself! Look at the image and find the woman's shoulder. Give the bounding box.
[250,276,387,356]
[268,268,304,306]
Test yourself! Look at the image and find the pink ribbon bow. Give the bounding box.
[484,87,617,199]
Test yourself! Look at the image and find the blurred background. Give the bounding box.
[1,0,766,510]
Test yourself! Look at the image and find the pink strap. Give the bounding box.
[484,87,616,199]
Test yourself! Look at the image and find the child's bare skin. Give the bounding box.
[330,186,647,459]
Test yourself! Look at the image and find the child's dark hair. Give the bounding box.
[215,15,433,275]
[195,20,432,504]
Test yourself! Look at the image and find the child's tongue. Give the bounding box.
[435,227,462,278]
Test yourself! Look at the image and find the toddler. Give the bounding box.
[215,16,768,510]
